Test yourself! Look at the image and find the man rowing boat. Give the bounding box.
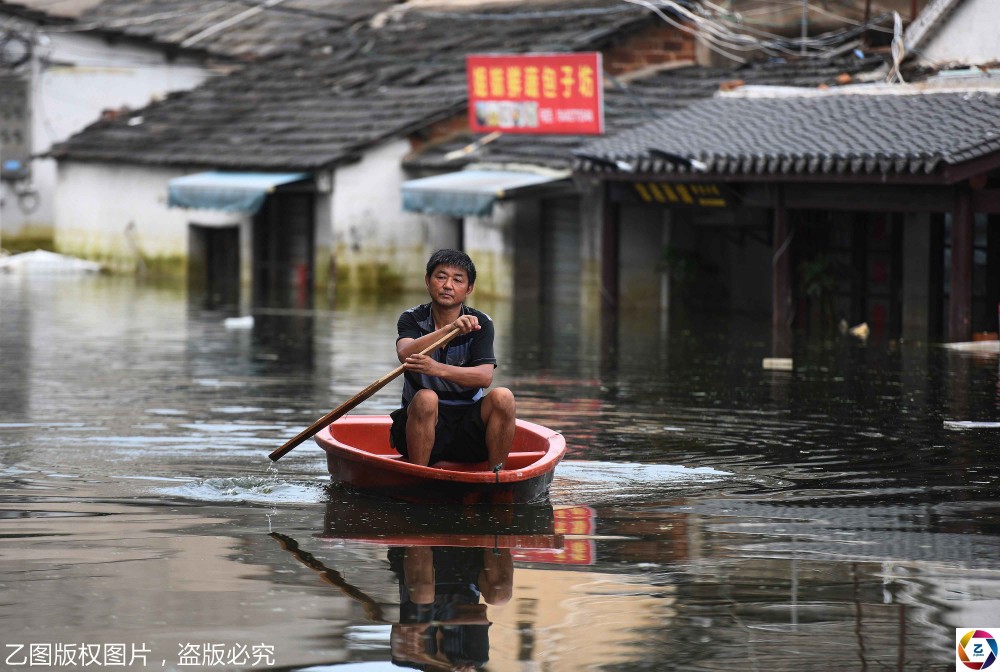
[390,249,515,470]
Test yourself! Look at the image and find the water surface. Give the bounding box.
[1,275,998,671]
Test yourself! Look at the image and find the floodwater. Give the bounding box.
[1,274,998,672]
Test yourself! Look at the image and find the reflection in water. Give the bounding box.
[272,535,516,672]
[320,497,557,546]
[389,546,510,672]
[272,497,556,671]
[271,532,387,623]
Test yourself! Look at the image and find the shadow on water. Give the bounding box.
[1,276,999,670]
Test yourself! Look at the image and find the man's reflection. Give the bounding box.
[388,546,513,672]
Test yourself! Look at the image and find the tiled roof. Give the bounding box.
[405,55,889,171]
[573,88,1000,179]
[51,1,654,170]
[0,1,75,24]
[4,0,102,20]
[74,0,395,61]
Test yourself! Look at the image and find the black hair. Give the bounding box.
[425,249,476,288]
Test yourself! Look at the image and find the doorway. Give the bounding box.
[189,224,240,307]
[253,192,315,307]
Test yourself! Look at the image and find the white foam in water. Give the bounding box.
[944,420,1000,430]
[558,460,727,482]
[162,475,325,504]
[553,460,729,503]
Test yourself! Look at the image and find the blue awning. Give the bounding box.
[402,170,567,217]
[167,172,309,214]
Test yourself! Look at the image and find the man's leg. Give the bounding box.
[405,389,439,466]
[480,387,515,470]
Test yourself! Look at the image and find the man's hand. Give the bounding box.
[403,353,442,377]
[452,314,481,334]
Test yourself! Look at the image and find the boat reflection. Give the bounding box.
[320,497,561,550]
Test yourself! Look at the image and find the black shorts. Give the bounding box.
[389,398,488,464]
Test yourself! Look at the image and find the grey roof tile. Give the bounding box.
[574,89,1000,179]
[52,0,654,170]
[75,0,394,60]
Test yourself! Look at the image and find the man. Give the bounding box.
[390,249,515,470]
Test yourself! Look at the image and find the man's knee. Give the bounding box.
[409,389,439,419]
[485,387,515,418]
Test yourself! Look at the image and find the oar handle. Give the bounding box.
[268,325,460,462]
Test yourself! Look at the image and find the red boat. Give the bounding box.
[314,415,566,504]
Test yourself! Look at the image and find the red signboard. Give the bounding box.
[466,53,604,135]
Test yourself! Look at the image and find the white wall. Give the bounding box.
[465,200,515,299]
[918,0,1000,66]
[56,161,335,296]
[331,138,458,294]
[2,26,210,240]
[54,162,208,272]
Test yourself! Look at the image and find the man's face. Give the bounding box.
[426,264,472,308]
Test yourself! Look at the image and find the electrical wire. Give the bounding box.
[180,0,290,48]
[623,0,896,61]
[416,6,643,20]
[887,11,906,83]
[622,0,749,63]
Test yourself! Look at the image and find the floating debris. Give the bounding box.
[0,250,102,275]
[762,357,793,371]
[224,315,255,329]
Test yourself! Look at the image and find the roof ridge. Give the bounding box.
[904,0,965,55]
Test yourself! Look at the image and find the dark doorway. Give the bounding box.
[538,197,583,367]
[541,197,582,309]
[253,192,315,307]
[188,224,240,308]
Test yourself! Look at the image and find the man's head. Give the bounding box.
[425,249,476,289]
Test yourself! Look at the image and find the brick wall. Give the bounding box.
[602,20,697,76]
[409,114,471,153]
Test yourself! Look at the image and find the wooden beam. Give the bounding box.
[783,183,955,213]
[948,188,974,342]
[972,188,1000,214]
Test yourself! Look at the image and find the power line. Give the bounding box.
[624,0,896,61]
[180,0,290,48]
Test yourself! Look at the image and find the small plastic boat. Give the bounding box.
[314,415,566,504]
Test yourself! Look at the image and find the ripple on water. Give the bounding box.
[161,475,326,504]
[552,460,730,505]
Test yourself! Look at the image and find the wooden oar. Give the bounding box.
[269,325,460,462]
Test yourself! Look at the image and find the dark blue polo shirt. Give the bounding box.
[396,303,497,407]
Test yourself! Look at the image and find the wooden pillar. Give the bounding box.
[987,214,1000,333]
[600,186,620,361]
[772,186,793,355]
[601,187,619,314]
[901,213,933,341]
[949,187,973,342]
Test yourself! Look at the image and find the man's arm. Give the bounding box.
[399,359,493,389]
[396,314,480,362]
